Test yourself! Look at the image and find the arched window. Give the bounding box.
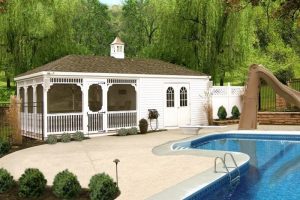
[166,87,174,107]
[180,87,188,107]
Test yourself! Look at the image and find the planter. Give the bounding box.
[213,119,239,126]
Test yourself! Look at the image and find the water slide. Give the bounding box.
[238,64,300,130]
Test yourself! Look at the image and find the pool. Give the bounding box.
[185,133,300,200]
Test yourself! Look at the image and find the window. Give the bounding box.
[180,87,188,107]
[166,87,174,107]
[117,45,122,52]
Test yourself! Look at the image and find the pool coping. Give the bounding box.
[147,130,300,200]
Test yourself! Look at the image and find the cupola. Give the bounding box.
[110,37,125,59]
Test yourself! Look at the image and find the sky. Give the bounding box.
[100,0,122,6]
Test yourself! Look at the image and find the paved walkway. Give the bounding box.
[0,125,299,199]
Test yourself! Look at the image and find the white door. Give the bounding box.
[178,85,190,126]
[164,84,190,127]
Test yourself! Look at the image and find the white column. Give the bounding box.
[43,80,50,139]
[82,82,89,134]
[16,86,20,100]
[132,83,138,127]
[32,85,37,134]
[103,84,108,132]
[24,86,28,113]
[24,86,28,133]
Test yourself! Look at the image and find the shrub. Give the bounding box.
[46,135,58,144]
[128,127,138,135]
[18,168,47,198]
[217,106,227,120]
[73,131,84,141]
[0,168,14,193]
[52,169,81,199]
[61,133,71,143]
[231,106,240,119]
[274,66,295,85]
[89,173,119,200]
[0,139,10,156]
[117,128,128,136]
[139,119,148,134]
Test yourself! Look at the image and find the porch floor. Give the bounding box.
[0,125,299,200]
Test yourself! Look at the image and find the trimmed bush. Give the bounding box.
[117,128,128,136]
[61,133,71,143]
[52,169,81,199]
[0,168,14,193]
[139,119,148,134]
[73,131,84,141]
[46,135,58,144]
[89,173,119,200]
[128,127,138,135]
[0,139,10,156]
[18,168,47,198]
[231,106,240,119]
[217,106,227,120]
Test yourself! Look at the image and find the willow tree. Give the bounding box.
[148,0,253,84]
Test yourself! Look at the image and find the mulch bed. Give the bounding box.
[8,137,46,154]
[213,119,239,125]
[0,186,89,200]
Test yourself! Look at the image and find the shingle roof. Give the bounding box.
[111,37,124,45]
[17,55,206,77]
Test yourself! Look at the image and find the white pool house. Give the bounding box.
[15,37,210,139]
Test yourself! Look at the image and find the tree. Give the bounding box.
[121,0,161,56]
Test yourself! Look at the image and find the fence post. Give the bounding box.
[227,83,231,117]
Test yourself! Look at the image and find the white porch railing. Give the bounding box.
[107,111,137,129]
[47,113,83,133]
[21,112,43,139]
[88,113,104,132]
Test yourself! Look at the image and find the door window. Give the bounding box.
[166,87,174,107]
[180,87,188,107]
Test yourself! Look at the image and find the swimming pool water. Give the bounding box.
[191,137,300,200]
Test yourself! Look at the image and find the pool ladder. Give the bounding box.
[214,153,240,187]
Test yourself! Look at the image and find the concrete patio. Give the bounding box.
[0,125,299,199]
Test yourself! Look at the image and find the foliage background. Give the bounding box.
[0,0,299,101]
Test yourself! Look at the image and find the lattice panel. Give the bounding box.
[107,79,136,84]
[50,78,83,84]
[210,88,227,96]
[231,88,244,96]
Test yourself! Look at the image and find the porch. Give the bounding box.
[17,77,138,139]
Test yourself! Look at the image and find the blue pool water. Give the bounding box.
[189,134,300,200]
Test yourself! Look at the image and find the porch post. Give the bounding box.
[131,83,139,127]
[24,86,28,113]
[82,81,89,134]
[32,85,37,134]
[103,84,108,132]
[24,86,28,133]
[43,78,50,139]
[16,86,20,99]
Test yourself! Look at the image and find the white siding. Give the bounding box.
[139,78,165,129]
[139,77,209,128]
[189,79,210,126]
